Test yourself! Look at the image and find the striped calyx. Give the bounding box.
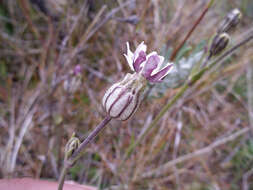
[102,73,147,121]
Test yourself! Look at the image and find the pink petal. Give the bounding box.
[124,42,135,71]
[141,54,160,78]
[150,55,165,76]
[146,64,173,83]
[134,41,147,60]
[133,51,146,73]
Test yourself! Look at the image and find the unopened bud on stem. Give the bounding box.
[209,33,230,56]
[217,8,242,34]
[64,133,80,161]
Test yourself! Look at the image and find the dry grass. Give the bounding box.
[0,0,253,189]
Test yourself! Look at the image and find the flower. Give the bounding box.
[102,41,173,120]
[124,41,173,83]
[102,73,146,121]
[73,64,82,75]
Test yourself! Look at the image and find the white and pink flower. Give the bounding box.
[102,41,173,120]
[124,41,173,83]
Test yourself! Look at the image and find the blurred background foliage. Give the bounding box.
[0,0,253,189]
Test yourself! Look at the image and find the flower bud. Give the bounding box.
[63,76,82,94]
[209,33,230,56]
[217,8,242,34]
[102,73,147,121]
[63,65,82,94]
[64,133,80,160]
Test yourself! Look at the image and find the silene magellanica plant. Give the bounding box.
[103,42,173,120]
[57,42,173,190]
[58,7,251,190]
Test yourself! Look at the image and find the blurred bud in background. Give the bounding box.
[63,65,82,94]
[217,8,242,34]
[209,33,230,56]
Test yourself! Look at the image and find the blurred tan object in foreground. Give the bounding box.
[0,178,97,190]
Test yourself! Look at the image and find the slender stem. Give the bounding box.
[122,30,253,162]
[200,54,212,68]
[169,0,215,61]
[57,165,67,190]
[57,116,112,190]
[69,116,112,164]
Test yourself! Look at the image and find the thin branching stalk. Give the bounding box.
[122,29,253,162]
[169,0,215,61]
[57,116,112,190]
[57,165,68,190]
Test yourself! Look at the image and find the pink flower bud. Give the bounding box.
[102,73,147,121]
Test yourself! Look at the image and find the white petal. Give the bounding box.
[146,51,158,59]
[126,42,134,58]
[134,41,147,62]
[124,42,134,71]
[124,54,134,71]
